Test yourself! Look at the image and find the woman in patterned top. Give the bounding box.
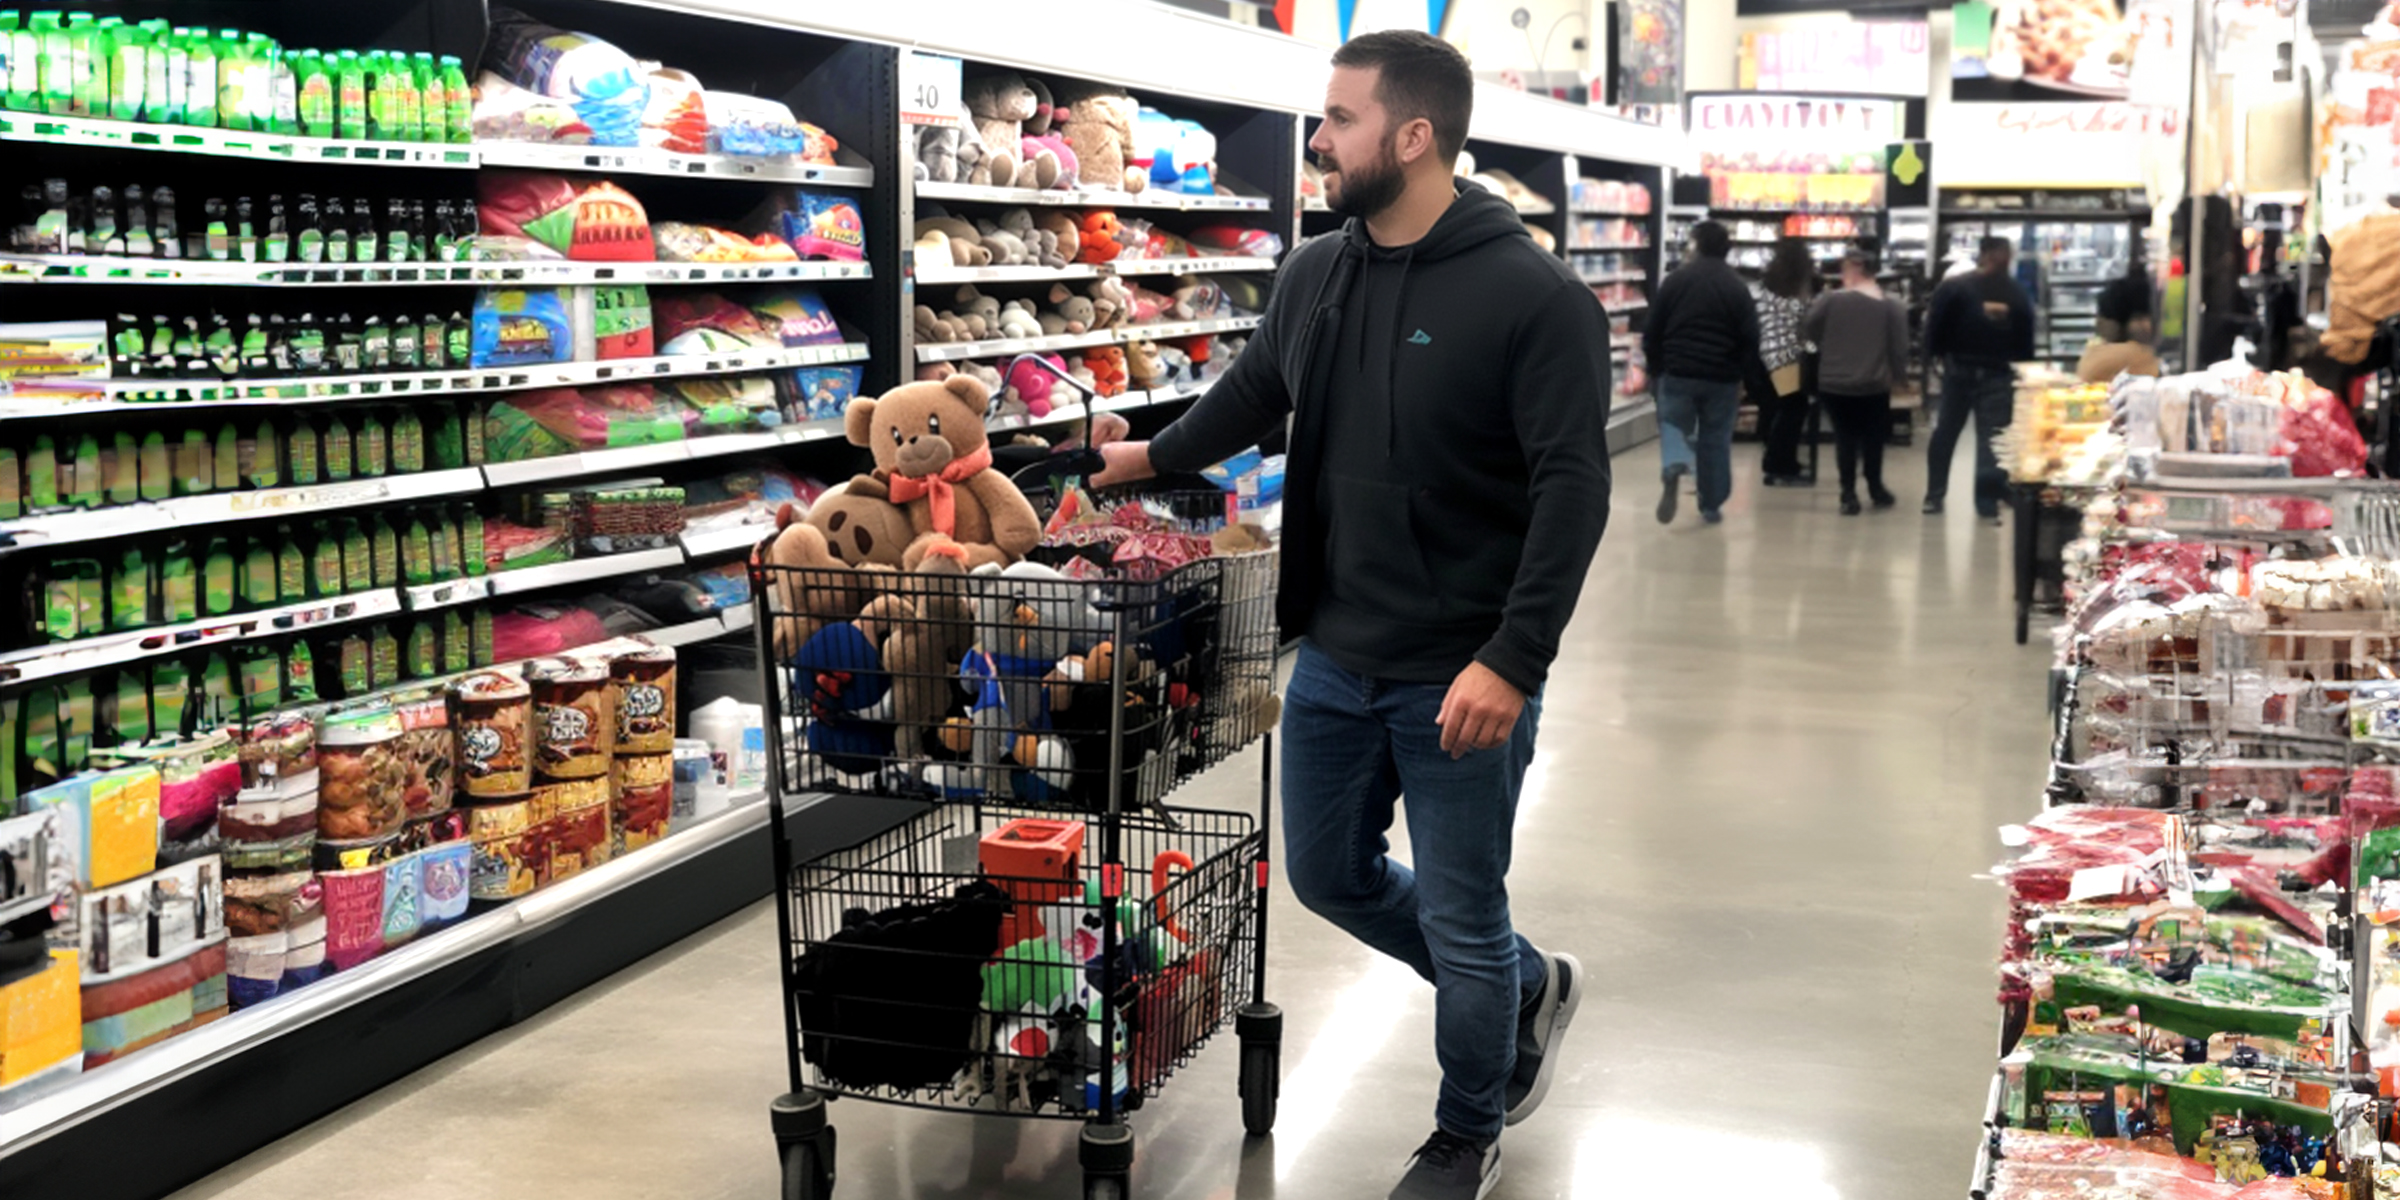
[1755,236,1817,487]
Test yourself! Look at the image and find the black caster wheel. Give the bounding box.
[1236,1002,1282,1137]
[1079,1120,1136,1198]
[771,1092,836,1200]
[1083,1174,1129,1200]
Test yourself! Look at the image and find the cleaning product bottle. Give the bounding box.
[138,429,166,500]
[159,537,195,621]
[335,48,363,140]
[24,433,55,510]
[275,522,305,601]
[138,18,170,123]
[104,16,141,122]
[181,27,214,127]
[173,427,209,494]
[0,12,24,112]
[201,534,235,616]
[440,54,469,143]
[109,542,148,630]
[296,48,330,138]
[214,28,248,131]
[33,12,66,115]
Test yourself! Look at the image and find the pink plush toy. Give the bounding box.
[1004,353,1074,418]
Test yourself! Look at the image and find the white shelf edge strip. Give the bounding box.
[5,469,488,550]
[482,547,687,598]
[473,141,872,187]
[913,182,1271,213]
[0,590,404,684]
[0,789,791,1156]
[915,316,1259,364]
[0,256,871,287]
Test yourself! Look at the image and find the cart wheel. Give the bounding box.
[781,1138,834,1200]
[1239,1041,1280,1136]
[1083,1174,1129,1200]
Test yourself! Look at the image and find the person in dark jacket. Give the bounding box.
[1923,235,2035,521]
[1644,220,1760,525]
[1091,30,1609,1200]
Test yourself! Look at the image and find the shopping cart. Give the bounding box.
[751,457,1284,1200]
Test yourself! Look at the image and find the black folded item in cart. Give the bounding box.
[790,880,1009,1091]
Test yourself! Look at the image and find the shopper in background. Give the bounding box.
[1645,220,1760,525]
[1091,30,1610,1200]
[1803,247,1911,515]
[1922,235,2035,522]
[1755,236,1818,488]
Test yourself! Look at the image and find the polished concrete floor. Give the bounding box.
[174,437,2051,1200]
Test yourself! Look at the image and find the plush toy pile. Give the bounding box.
[759,376,1274,808]
[909,70,1230,199]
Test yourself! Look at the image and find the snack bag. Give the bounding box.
[471,288,576,368]
[754,191,864,262]
[751,289,844,347]
[783,366,862,422]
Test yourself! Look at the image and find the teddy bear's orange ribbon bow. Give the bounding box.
[887,444,994,537]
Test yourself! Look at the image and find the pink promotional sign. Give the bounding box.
[1741,23,1931,96]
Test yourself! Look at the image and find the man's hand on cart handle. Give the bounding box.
[1087,412,1131,446]
[1438,662,1524,759]
[1091,440,1158,489]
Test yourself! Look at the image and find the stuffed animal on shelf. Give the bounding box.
[1001,353,1078,420]
[914,121,962,183]
[997,208,1065,268]
[914,304,972,344]
[952,285,1004,340]
[996,299,1044,341]
[1123,338,1166,389]
[965,72,1056,190]
[1020,77,1078,190]
[1085,275,1133,329]
[1155,341,1193,386]
[918,360,1005,398]
[914,217,991,266]
[1084,345,1128,397]
[1075,211,1125,265]
[1035,211,1082,264]
[843,374,1042,571]
[1054,84,1146,194]
[1039,283,1099,336]
[974,218,1033,266]
[1122,282,1186,325]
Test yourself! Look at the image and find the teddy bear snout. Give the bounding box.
[896,434,956,476]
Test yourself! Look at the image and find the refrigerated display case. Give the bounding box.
[1940,188,2149,369]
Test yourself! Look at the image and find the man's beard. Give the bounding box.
[1321,135,1405,220]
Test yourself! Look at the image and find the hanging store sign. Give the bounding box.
[1738,23,1931,96]
[1687,95,1904,140]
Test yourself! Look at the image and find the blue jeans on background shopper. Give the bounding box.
[1926,358,2016,516]
[1280,641,1547,1141]
[1655,375,1741,516]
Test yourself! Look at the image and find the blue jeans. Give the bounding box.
[1280,641,1546,1140]
[1927,359,2016,514]
[1655,375,1741,514]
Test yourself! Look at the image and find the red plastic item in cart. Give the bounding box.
[982,818,1087,947]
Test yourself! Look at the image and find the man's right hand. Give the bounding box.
[1090,440,1157,489]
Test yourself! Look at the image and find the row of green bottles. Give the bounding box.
[0,12,470,143]
[0,402,486,520]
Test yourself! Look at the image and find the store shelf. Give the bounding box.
[0,111,475,169]
[1571,207,1652,217]
[914,315,1255,365]
[722,603,755,634]
[987,402,1089,433]
[1604,301,1650,313]
[916,263,1101,285]
[1141,315,1259,341]
[1302,199,1332,213]
[914,181,1271,213]
[1939,208,2149,219]
[0,254,480,287]
[1511,200,1558,216]
[2,468,486,550]
[682,523,774,559]
[476,140,872,187]
[471,259,871,286]
[641,612,737,647]
[1579,271,1647,284]
[7,343,873,416]
[479,546,687,600]
[1098,376,1217,412]
[1111,257,1276,276]
[1569,242,1649,253]
[475,427,797,489]
[0,588,404,686]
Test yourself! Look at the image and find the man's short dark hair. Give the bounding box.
[1978,235,2013,259]
[1843,246,1879,275]
[1689,221,1730,259]
[1330,31,1474,163]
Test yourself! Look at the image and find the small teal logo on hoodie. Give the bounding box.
[1407,329,1432,345]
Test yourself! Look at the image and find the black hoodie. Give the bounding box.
[1150,182,1613,694]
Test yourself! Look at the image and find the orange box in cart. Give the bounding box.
[0,951,82,1086]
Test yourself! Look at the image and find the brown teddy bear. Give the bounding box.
[845,374,1041,571]
[914,217,989,266]
[965,72,1057,190]
[1086,275,1133,329]
[1054,85,1147,194]
[1123,337,1166,389]
[760,492,917,662]
[1034,210,1081,263]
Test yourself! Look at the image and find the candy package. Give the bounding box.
[640,68,709,155]
[472,288,576,369]
[752,191,865,262]
[782,366,862,421]
[653,222,798,264]
[752,290,845,347]
[479,172,655,262]
[470,72,595,145]
[704,92,839,161]
[1188,224,1284,259]
[656,292,782,354]
[576,285,655,361]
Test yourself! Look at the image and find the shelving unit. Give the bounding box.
[0,3,1683,1196]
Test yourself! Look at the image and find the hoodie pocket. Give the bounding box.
[1323,473,1443,624]
[1413,484,1522,622]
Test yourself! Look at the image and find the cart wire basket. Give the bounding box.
[753,461,1288,1200]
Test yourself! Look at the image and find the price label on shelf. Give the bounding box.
[902,52,965,127]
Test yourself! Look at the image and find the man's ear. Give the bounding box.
[845,397,879,447]
[1396,117,1436,168]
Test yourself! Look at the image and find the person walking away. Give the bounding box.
[1923,235,2035,523]
[1090,30,1611,1200]
[1755,236,1818,487]
[1803,248,1911,514]
[1644,220,1760,525]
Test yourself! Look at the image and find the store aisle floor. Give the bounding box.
[172,439,2051,1200]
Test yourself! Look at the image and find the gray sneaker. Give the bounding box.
[1656,466,1685,524]
[1504,951,1582,1126]
[1389,1129,1501,1200]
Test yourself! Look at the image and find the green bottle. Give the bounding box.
[0,444,19,519]
[287,417,319,485]
[201,535,235,616]
[470,606,494,665]
[323,414,352,480]
[159,27,188,124]
[338,517,370,593]
[181,26,214,126]
[363,50,390,140]
[460,504,485,575]
[240,533,275,609]
[25,434,56,509]
[172,428,208,495]
[403,619,436,678]
[333,632,367,696]
[357,409,387,477]
[138,19,171,123]
[159,538,195,621]
[110,543,148,630]
[66,432,98,509]
[211,422,238,492]
[1,12,28,113]
[296,48,331,137]
[214,29,247,131]
[267,37,295,135]
[275,523,306,601]
[335,49,363,140]
[247,416,278,488]
[369,512,398,587]
[439,54,469,143]
[104,16,142,122]
[392,406,424,473]
[309,522,343,596]
[114,668,150,744]
[442,608,470,673]
[33,12,65,115]
[401,511,432,586]
[286,640,316,704]
[139,431,168,500]
[368,622,398,688]
[151,658,189,740]
[61,12,93,117]
[395,51,424,143]
[103,430,135,504]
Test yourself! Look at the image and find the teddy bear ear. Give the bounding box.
[844,397,878,447]
[943,373,990,409]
